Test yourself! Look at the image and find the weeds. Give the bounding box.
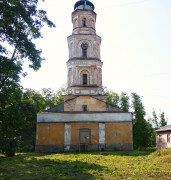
[0,149,171,179]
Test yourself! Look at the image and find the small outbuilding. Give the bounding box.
[156,125,171,150]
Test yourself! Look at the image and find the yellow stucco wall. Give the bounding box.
[71,123,99,144]
[36,123,64,145]
[36,122,132,146]
[105,122,132,144]
[64,96,106,111]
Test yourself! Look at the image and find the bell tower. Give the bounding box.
[36,0,133,153]
[67,0,103,95]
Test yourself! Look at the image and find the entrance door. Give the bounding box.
[79,128,91,152]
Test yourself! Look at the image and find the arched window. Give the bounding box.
[81,43,88,58]
[82,18,86,27]
[80,70,90,85]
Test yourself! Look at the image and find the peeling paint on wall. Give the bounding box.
[64,123,71,151]
[99,123,105,144]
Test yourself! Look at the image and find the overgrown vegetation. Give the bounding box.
[0,149,171,179]
[0,88,64,157]
[0,0,55,157]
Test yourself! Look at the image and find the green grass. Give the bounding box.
[0,149,171,179]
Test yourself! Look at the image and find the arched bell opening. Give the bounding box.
[80,70,90,85]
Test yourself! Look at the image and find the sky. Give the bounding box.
[20,0,171,124]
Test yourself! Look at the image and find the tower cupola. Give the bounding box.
[74,0,95,11]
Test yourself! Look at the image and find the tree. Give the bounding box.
[159,111,167,127]
[19,89,48,152]
[0,86,30,156]
[0,0,55,71]
[147,118,156,147]
[0,0,55,156]
[106,90,119,107]
[0,57,23,91]
[23,88,46,112]
[55,87,66,105]
[39,88,64,110]
[119,92,129,112]
[151,110,159,129]
[131,93,151,149]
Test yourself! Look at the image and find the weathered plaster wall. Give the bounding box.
[67,60,103,88]
[67,86,103,96]
[105,122,133,144]
[36,121,133,152]
[36,123,64,145]
[72,10,96,34]
[99,123,105,145]
[64,96,106,111]
[68,35,101,59]
[156,131,171,150]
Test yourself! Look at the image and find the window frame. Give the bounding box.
[82,105,88,112]
[81,43,88,58]
[159,134,162,143]
[167,133,171,143]
[82,18,87,27]
[83,74,88,85]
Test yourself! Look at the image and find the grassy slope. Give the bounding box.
[0,149,171,179]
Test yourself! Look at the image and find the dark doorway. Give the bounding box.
[79,128,91,152]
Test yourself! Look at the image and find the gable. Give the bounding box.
[64,95,122,112]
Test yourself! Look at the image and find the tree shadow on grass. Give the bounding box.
[0,155,108,179]
[20,150,154,158]
[71,150,155,157]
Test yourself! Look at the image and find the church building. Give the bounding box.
[35,0,133,152]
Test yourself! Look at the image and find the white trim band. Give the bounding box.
[37,113,132,123]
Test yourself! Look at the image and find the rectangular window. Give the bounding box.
[83,20,86,27]
[82,49,87,58]
[83,74,87,85]
[167,133,171,143]
[82,105,87,112]
[159,135,162,143]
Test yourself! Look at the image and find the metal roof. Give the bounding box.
[156,125,171,132]
[74,0,95,11]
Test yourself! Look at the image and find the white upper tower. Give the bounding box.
[67,0,103,95]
